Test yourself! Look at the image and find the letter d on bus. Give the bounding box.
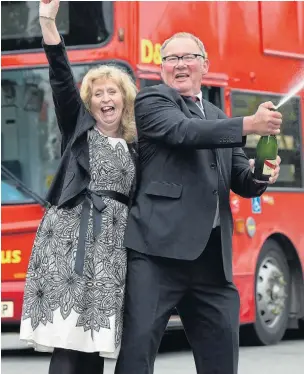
[141,39,153,63]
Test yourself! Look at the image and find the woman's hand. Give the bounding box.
[39,0,60,21]
[39,0,61,45]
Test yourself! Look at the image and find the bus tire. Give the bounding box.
[250,239,291,345]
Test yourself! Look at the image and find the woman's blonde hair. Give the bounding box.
[80,65,137,143]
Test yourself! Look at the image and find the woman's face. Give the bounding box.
[90,78,124,133]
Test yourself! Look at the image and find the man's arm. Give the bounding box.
[216,108,267,197]
[135,86,246,149]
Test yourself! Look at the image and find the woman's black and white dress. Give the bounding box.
[20,127,135,359]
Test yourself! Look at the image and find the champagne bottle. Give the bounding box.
[253,134,278,182]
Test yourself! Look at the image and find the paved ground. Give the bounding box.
[2,330,303,374]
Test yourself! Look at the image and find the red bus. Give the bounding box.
[2,1,303,345]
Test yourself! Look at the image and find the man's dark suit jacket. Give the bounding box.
[124,83,266,281]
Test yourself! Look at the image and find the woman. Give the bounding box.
[20,0,137,373]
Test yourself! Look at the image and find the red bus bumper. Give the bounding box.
[1,281,25,325]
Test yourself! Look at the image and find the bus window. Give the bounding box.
[1,61,132,203]
[231,91,302,188]
[1,1,113,51]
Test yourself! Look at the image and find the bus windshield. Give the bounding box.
[1,1,113,51]
[1,180,33,205]
[2,65,65,204]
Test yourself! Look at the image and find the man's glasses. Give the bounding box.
[162,54,205,66]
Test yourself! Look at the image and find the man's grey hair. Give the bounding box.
[160,32,208,59]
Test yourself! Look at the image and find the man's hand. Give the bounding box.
[249,155,281,184]
[243,101,282,136]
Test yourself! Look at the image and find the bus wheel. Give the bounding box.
[251,239,291,345]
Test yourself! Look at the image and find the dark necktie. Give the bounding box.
[191,96,205,118]
[191,96,200,103]
[182,95,205,117]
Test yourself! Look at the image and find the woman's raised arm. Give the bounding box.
[40,0,82,140]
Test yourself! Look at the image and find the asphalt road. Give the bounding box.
[2,331,304,374]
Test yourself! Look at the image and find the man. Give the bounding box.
[115,32,282,374]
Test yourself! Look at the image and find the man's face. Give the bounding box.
[161,37,209,96]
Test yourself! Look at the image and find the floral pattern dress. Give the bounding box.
[20,128,135,358]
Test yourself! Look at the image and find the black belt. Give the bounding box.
[74,189,129,276]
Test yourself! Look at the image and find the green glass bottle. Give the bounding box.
[253,135,278,182]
